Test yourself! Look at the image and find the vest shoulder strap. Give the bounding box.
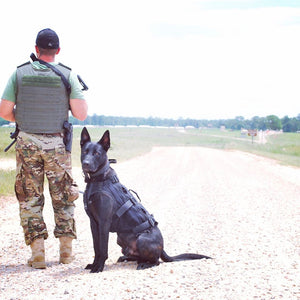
[58,62,72,71]
[29,53,71,95]
[17,61,31,68]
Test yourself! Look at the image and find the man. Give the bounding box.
[0,28,88,269]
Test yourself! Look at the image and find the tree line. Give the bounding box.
[1,114,300,132]
[68,114,300,132]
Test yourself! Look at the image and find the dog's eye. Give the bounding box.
[94,151,100,156]
[83,148,90,155]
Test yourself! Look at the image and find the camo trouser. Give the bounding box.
[15,131,79,245]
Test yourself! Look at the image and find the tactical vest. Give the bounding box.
[15,62,71,133]
[83,171,158,235]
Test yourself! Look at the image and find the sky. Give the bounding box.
[1,0,300,120]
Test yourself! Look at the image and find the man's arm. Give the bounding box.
[70,98,88,121]
[68,71,88,121]
[0,99,15,122]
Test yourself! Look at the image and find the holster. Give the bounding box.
[63,121,73,153]
[4,124,19,152]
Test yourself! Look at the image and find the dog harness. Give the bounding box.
[84,167,158,235]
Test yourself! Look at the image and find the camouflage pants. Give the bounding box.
[15,131,79,245]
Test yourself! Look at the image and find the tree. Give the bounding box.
[250,116,260,129]
[282,116,300,132]
[266,115,282,130]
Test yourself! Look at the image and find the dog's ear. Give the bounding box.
[99,130,110,152]
[80,127,91,147]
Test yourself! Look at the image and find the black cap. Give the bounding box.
[36,28,59,49]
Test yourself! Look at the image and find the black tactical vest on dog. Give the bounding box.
[83,168,157,235]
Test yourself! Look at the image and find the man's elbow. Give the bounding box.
[70,99,88,121]
[76,104,88,121]
[0,111,14,122]
[0,99,15,122]
[75,111,88,121]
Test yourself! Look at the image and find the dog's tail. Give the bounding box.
[160,250,211,262]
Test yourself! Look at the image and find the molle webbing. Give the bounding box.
[107,180,157,234]
[22,75,61,88]
[84,170,158,234]
[15,62,70,134]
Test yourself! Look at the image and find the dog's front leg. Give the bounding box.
[91,224,110,273]
[88,193,113,273]
[85,216,100,270]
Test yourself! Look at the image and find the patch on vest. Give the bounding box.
[22,76,61,88]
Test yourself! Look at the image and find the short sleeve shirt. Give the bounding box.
[1,61,86,103]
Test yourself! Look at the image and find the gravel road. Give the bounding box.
[0,147,299,299]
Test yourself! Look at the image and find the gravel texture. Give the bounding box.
[0,147,299,299]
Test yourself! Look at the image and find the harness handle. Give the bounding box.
[129,189,141,202]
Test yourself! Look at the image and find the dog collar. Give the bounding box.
[84,162,110,183]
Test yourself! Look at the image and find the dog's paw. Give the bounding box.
[85,263,94,270]
[137,261,159,270]
[90,262,105,273]
[117,255,128,263]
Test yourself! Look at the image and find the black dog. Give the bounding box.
[80,127,211,273]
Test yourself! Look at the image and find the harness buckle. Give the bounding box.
[148,216,155,227]
[111,175,119,184]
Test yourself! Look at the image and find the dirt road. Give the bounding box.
[0,147,299,299]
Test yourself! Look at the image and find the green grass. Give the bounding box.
[0,128,18,196]
[0,170,15,196]
[0,128,17,160]
[1,126,299,196]
[250,132,300,167]
[71,127,300,167]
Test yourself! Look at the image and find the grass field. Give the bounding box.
[1,126,299,196]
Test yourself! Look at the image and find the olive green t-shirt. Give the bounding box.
[1,61,85,102]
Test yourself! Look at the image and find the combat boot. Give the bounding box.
[59,236,74,264]
[28,238,46,269]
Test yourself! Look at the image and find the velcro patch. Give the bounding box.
[22,76,61,88]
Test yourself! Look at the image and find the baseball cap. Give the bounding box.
[36,28,59,49]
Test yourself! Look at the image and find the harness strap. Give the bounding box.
[114,187,157,234]
[132,217,156,234]
[110,175,119,184]
[115,199,133,218]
